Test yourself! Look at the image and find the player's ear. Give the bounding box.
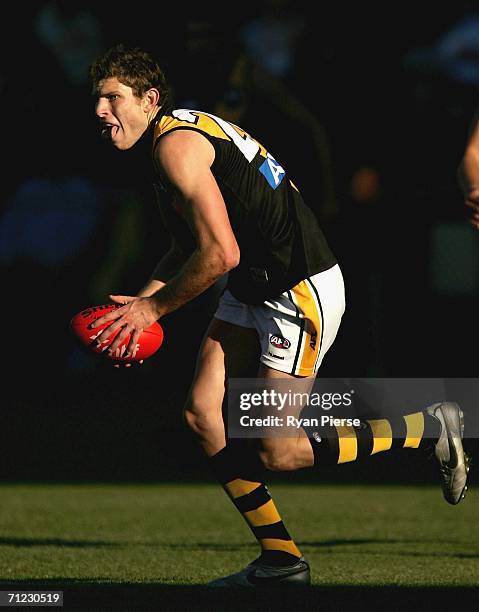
[143,88,160,112]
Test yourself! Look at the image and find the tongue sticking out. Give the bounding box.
[101,125,118,140]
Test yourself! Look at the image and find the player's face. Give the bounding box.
[95,78,149,150]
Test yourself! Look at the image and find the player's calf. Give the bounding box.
[258,437,313,472]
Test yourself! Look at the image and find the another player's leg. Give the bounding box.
[183,317,307,587]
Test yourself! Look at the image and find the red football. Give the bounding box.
[70,303,164,362]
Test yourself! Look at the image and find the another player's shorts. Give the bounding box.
[214,264,345,376]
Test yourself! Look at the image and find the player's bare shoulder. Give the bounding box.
[154,119,216,173]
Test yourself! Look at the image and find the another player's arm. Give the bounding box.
[91,129,240,353]
[458,112,479,230]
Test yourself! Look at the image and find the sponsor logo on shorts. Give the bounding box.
[268,351,285,360]
[309,331,317,350]
[270,334,291,349]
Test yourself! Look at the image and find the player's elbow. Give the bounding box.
[206,244,240,274]
[223,244,240,271]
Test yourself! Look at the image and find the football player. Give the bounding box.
[89,44,469,588]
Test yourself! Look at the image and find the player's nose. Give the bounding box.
[95,99,109,118]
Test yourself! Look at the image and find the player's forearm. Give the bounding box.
[136,247,187,297]
[150,247,237,316]
[137,278,166,297]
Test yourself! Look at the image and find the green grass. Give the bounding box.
[0,483,477,610]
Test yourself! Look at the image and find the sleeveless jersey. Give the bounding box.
[151,109,337,305]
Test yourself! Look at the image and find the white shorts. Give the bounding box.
[214,264,345,376]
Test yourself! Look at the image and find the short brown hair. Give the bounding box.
[90,43,173,112]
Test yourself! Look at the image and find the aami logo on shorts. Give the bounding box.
[270,334,291,349]
[309,331,317,350]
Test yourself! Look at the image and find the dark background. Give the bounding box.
[1,1,479,483]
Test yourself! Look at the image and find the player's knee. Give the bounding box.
[183,399,221,437]
[258,442,296,472]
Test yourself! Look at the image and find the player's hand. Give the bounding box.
[112,359,144,369]
[465,189,479,230]
[90,294,160,358]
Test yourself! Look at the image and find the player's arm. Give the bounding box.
[458,111,479,230]
[90,129,240,354]
[148,129,240,311]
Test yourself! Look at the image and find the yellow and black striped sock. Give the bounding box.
[210,445,302,566]
[309,409,442,465]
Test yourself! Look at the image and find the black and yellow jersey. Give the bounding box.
[151,108,337,305]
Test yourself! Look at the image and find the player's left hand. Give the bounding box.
[465,189,479,230]
[90,294,160,358]
[113,359,144,369]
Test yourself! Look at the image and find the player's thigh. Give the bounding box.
[257,364,315,467]
[187,317,260,412]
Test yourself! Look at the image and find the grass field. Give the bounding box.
[0,482,477,610]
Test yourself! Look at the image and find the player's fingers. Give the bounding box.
[465,198,479,210]
[107,325,130,355]
[89,308,123,330]
[110,294,135,305]
[113,361,131,368]
[92,326,119,350]
[94,320,124,347]
[125,329,141,358]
